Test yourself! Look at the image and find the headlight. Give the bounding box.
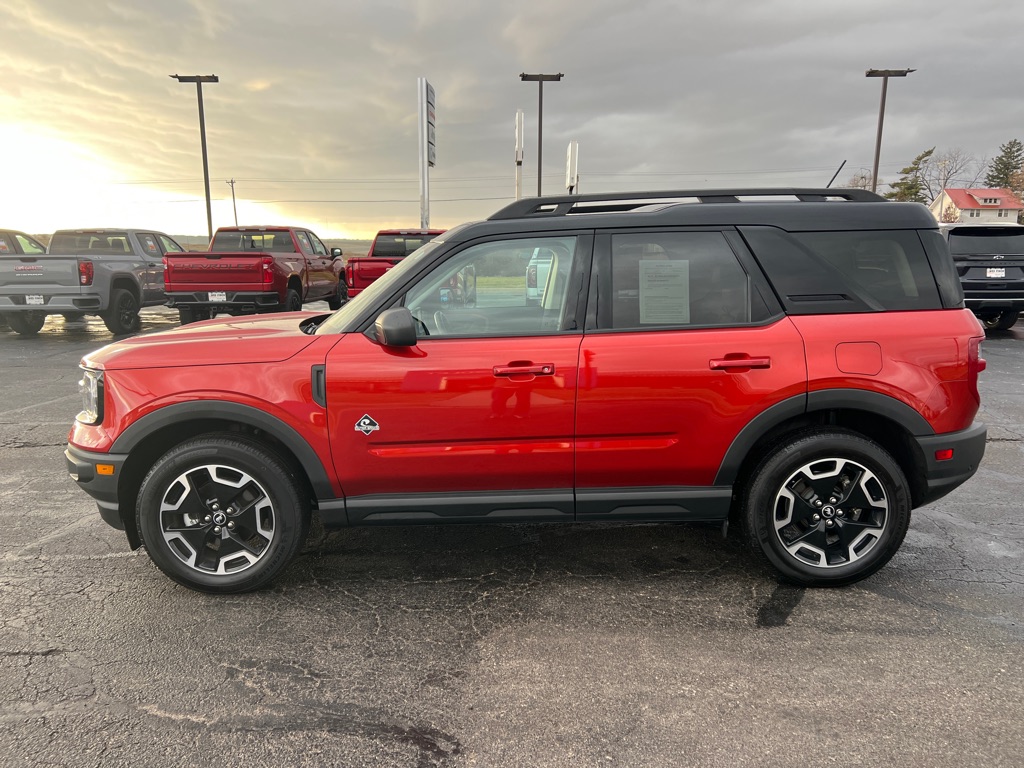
[77,368,104,425]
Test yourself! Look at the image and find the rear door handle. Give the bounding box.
[710,356,771,370]
[494,363,555,376]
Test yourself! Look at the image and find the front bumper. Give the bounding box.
[914,421,987,505]
[65,444,128,532]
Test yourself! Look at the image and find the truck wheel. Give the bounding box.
[136,435,310,593]
[284,288,302,312]
[327,280,348,310]
[7,312,47,336]
[102,288,140,335]
[742,429,910,587]
[984,311,1019,331]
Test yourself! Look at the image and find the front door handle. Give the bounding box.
[494,363,555,377]
[710,356,771,370]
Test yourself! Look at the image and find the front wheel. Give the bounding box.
[102,288,140,335]
[136,435,310,593]
[742,430,911,586]
[326,280,348,310]
[6,311,47,336]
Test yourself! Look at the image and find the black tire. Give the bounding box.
[136,435,310,593]
[984,311,1019,331]
[326,280,348,310]
[102,288,140,335]
[7,311,46,336]
[178,307,212,325]
[742,429,911,587]
[283,287,302,312]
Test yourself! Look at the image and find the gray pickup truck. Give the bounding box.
[0,228,185,336]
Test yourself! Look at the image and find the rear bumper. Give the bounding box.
[166,290,281,314]
[914,421,987,505]
[0,294,103,312]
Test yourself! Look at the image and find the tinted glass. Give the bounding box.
[607,232,767,328]
[372,234,438,258]
[210,231,296,252]
[946,229,1024,255]
[50,231,131,254]
[404,236,579,337]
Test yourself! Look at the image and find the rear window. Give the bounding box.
[946,228,1024,255]
[210,231,296,252]
[50,231,131,254]
[741,227,942,313]
[371,234,439,258]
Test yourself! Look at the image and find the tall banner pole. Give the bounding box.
[515,110,524,200]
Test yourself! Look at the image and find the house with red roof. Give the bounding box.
[928,188,1023,223]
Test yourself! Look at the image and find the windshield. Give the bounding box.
[211,230,296,252]
[315,239,446,334]
[947,229,1024,255]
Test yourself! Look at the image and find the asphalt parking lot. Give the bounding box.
[1,308,1022,768]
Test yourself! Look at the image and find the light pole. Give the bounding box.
[171,74,219,240]
[519,73,563,196]
[865,68,914,194]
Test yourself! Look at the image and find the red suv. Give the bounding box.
[66,189,987,593]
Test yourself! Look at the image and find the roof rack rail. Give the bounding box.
[487,188,886,220]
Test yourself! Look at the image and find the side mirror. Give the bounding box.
[331,247,343,258]
[373,307,418,347]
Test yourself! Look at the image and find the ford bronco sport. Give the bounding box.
[66,188,987,593]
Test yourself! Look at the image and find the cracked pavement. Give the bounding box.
[1,310,1022,767]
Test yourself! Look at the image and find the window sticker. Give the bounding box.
[639,259,689,324]
[0,237,10,253]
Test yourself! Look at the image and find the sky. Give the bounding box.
[3,0,1024,240]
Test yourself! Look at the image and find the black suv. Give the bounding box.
[940,222,1024,330]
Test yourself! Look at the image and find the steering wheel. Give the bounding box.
[433,310,451,334]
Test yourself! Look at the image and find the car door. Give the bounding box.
[324,233,591,524]
[574,229,807,521]
[135,233,166,303]
[296,231,329,299]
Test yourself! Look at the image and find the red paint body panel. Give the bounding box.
[790,309,984,434]
[575,319,808,487]
[325,332,581,496]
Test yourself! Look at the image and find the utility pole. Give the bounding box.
[170,74,219,239]
[226,179,238,225]
[519,73,563,196]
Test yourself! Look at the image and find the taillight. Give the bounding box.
[162,255,169,279]
[78,259,94,286]
[345,263,354,288]
[527,265,537,289]
[262,256,274,286]
[968,335,985,402]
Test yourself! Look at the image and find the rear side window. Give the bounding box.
[602,231,772,329]
[741,227,942,313]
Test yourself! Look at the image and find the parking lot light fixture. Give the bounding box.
[171,74,219,240]
[519,73,564,197]
[865,68,915,194]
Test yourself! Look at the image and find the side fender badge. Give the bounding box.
[354,415,380,435]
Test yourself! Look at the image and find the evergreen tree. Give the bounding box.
[984,139,1024,188]
[885,148,934,203]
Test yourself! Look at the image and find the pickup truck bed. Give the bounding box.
[345,229,444,298]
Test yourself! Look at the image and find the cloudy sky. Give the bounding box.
[3,0,1023,240]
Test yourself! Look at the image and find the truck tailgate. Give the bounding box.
[164,253,267,290]
[0,256,83,298]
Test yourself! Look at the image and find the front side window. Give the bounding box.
[158,235,184,253]
[606,232,767,329]
[404,236,579,338]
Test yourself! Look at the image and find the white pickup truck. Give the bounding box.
[0,228,185,336]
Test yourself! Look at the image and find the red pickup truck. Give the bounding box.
[164,226,346,323]
[345,228,444,298]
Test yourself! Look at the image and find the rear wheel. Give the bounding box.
[102,288,140,335]
[7,311,46,336]
[136,435,310,593]
[742,429,911,586]
[983,311,1019,331]
[283,288,302,312]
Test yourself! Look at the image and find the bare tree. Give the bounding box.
[846,170,875,190]
[921,148,985,202]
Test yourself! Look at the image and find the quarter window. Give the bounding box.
[404,236,580,338]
